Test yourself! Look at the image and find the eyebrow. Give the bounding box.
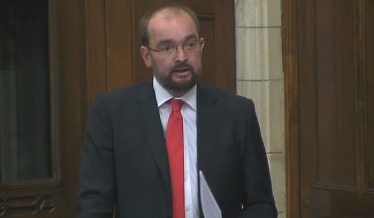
[155,34,198,47]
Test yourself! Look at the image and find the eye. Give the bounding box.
[160,45,171,51]
[186,41,196,48]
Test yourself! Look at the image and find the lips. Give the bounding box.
[171,68,191,79]
[172,63,192,73]
[173,68,190,72]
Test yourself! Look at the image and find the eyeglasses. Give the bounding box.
[148,39,202,58]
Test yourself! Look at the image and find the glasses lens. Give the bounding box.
[159,46,176,57]
[158,40,201,57]
[184,41,199,52]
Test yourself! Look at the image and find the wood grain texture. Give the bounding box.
[285,0,374,216]
[283,0,300,216]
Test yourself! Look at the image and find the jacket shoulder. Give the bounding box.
[93,80,151,106]
[199,83,255,107]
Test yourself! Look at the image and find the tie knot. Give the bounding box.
[170,99,184,112]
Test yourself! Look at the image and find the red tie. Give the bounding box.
[166,99,185,218]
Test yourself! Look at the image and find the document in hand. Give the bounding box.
[199,171,222,218]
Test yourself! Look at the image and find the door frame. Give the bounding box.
[283,0,301,217]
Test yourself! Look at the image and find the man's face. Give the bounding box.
[140,10,205,95]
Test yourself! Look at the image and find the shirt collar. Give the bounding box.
[153,77,197,111]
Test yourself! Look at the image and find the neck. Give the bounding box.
[168,90,186,98]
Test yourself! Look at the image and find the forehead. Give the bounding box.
[148,9,199,45]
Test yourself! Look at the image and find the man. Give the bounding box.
[77,2,277,218]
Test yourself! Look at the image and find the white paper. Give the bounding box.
[199,171,222,218]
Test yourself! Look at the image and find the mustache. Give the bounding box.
[171,63,193,72]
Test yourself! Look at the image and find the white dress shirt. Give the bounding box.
[153,77,199,218]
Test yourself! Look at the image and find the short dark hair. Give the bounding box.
[139,2,201,47]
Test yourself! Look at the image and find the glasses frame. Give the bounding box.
[148,38,203,58]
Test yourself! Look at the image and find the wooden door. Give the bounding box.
[0,0,85,217]
[285,0,374,217]
[0,0,236,217]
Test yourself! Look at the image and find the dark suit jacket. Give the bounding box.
[76,80,277,218]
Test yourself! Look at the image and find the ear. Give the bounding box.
[140,46,152,68]
[199,37,205,53]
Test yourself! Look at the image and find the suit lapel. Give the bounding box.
[196,84,221,174]
[134,81,221,211]
[135,81,172,205]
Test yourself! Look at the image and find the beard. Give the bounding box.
[153,62,201,93]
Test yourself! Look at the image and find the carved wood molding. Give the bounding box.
[0,196,55,217]
[283,0,300,217]
[0,199,7,217]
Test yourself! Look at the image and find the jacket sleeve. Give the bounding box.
[237,99,278,218]
[76,96,116,218]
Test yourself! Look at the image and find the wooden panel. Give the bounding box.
[366,0,374,191]
[292,0,374,217]
[54,0,87,216]
[314,0,357,188]
[106,0,134,89]
[283,0,301,216]
[86,0,107,105]
[310,190,374,217]
[198,18,215,86]
[297,0,316,214]
[285,0,374,216]
[178,0,214,14]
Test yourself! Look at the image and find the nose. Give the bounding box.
[174,45,187,62]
